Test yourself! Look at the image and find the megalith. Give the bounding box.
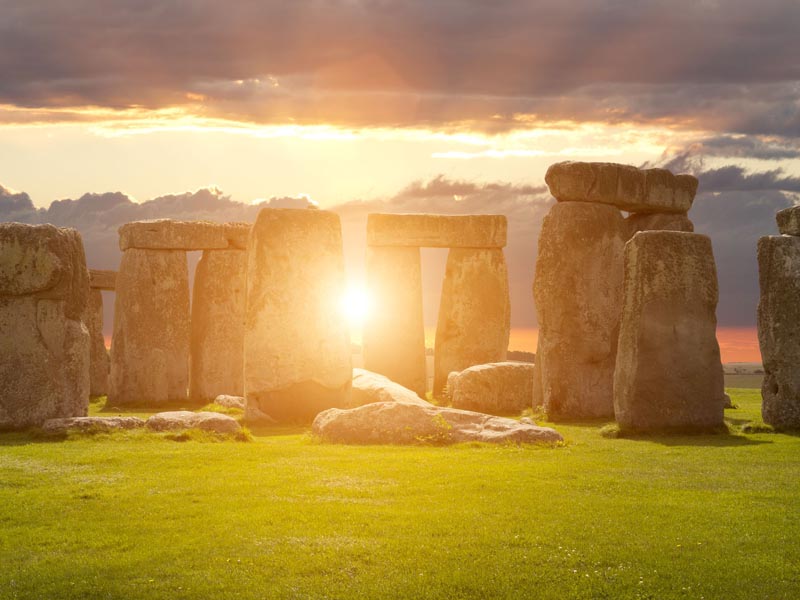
[757,231,800,429]
[626,212,694,237]
[362,245,426,396]
[614,231,725,432]
[244,209,352,422]
[109,249,190,405]
[533,202,627,419]
[87,269,115,397]
[433,247,510,396]
[0,223,90,428]
[190,248,247,402]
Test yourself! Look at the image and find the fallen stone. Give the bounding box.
[88,289,109,396]
[776,205,800,236]
[533,202,626,420]
[42,416,145,433]
[89,269,116,290]
[244,209,352,422]
[723,393,734,409]
[312,402,563,445]
[614,231,725,432]
[433,247,510,396]
[757,235,800,429]
[545,162,698,214]
[214,395,245,409]
[119,219,250,251]
[146,411,241,434]
[626,212,694,237]
[367,213,507,248]
[449,362,534,415]
[350,369,432,408]
[190,249,247,402]
[243,404,277,424]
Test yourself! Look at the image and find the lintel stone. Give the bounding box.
[367,214,507,248]
[119,219,250,251]
[89,269,117,290]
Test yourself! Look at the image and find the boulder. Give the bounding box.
[367,213,507,249]
[109,249,190,406]
[614,231,725,432]
[626,212,694,237]
[145,411,241,434]
[88,288,110,396]
[42,416,145,433]
[119,219,250,251]
[545,162,698,214]
[776,206,800,236]
[0,224,90,429]
[449,362,534,414]
[433,247,510,396]
[190,249,247,402]
[89,269,116,290]
[533,202,626,420]
[312,401,562,445]
[362,246,426,395]
[350,369,432,407]
[757,235,800,428]
[214,394,245,409]
[244,209,352,422]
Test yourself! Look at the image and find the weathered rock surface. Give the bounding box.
[119,220,250,251]
[434,248,510,396]
[88,289,109,396]
[545,162,699,214]
[350,369,432,408]
[244,209,352,422]
[448,362,534,415]
[626,212,694,237]
[42,416,145,433]
[757,235,800,428]
[313,401,562,445]
[367,213,507,248]
[614,231,725,432]
[89,269,116,290]
[109,249,190,406]
[146,411,241,433]
[776,206,800,236]
[0,224,90,429]
[533,202,626,420]
[214,394,245,409]
[362,246,426,396]
[190,249,247,402]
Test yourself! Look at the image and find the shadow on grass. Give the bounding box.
[622,433,771,447]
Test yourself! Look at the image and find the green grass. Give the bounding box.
[1,389,798,599]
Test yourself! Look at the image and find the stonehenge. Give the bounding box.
[363,213,510,398]
[758,205,800,429]
[0,223,90,428]
[88,269,115,396]
[448,362,535,415]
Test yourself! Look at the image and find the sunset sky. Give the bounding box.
[2,0,799,362]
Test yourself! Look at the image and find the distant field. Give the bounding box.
[723,373,763,389]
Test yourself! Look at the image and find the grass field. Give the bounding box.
[1,387,798,599]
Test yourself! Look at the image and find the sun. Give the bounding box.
[340,285,373,328]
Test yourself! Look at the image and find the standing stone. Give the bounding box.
[362,246,426,396]
[109,249,190,406]
[0,224,90,428]
[614,231,725,432]
[244,209,352,422]
[190,249,247,402]
[757,235,800,429]
[776,206,800,236]
[533,202,626,419]
[88,289,110,396]
[433,248,510,397]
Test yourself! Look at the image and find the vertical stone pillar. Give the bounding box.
[244,209,352,422]
[0,224,90,428]
[109,249,190,406]
[190,248,247,402]
[87,289,109,396]
[433,248,510,397]
[362,246,426,396]
[613,231,724,432]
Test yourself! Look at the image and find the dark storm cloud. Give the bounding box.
[1,0,799,133]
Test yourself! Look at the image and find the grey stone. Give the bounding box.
[433,248,510,396]
[350,369,432,408]
[614,231,725,432]
[42,416,145,433]
[776,206,800,236]
[190,249,246,402]
[312,402,563,445]
[362,246,426,396]
[545,162,698,214]
[88,289,109,396]
[449,362,534,415]
[214,395,245,409]
[109,249,190,406]
[757,235,800,428]
[244,209,352,422]
[367,213,507,248]
[533,202,626,420]
[146,411,241,434]
[119,219,250,251]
